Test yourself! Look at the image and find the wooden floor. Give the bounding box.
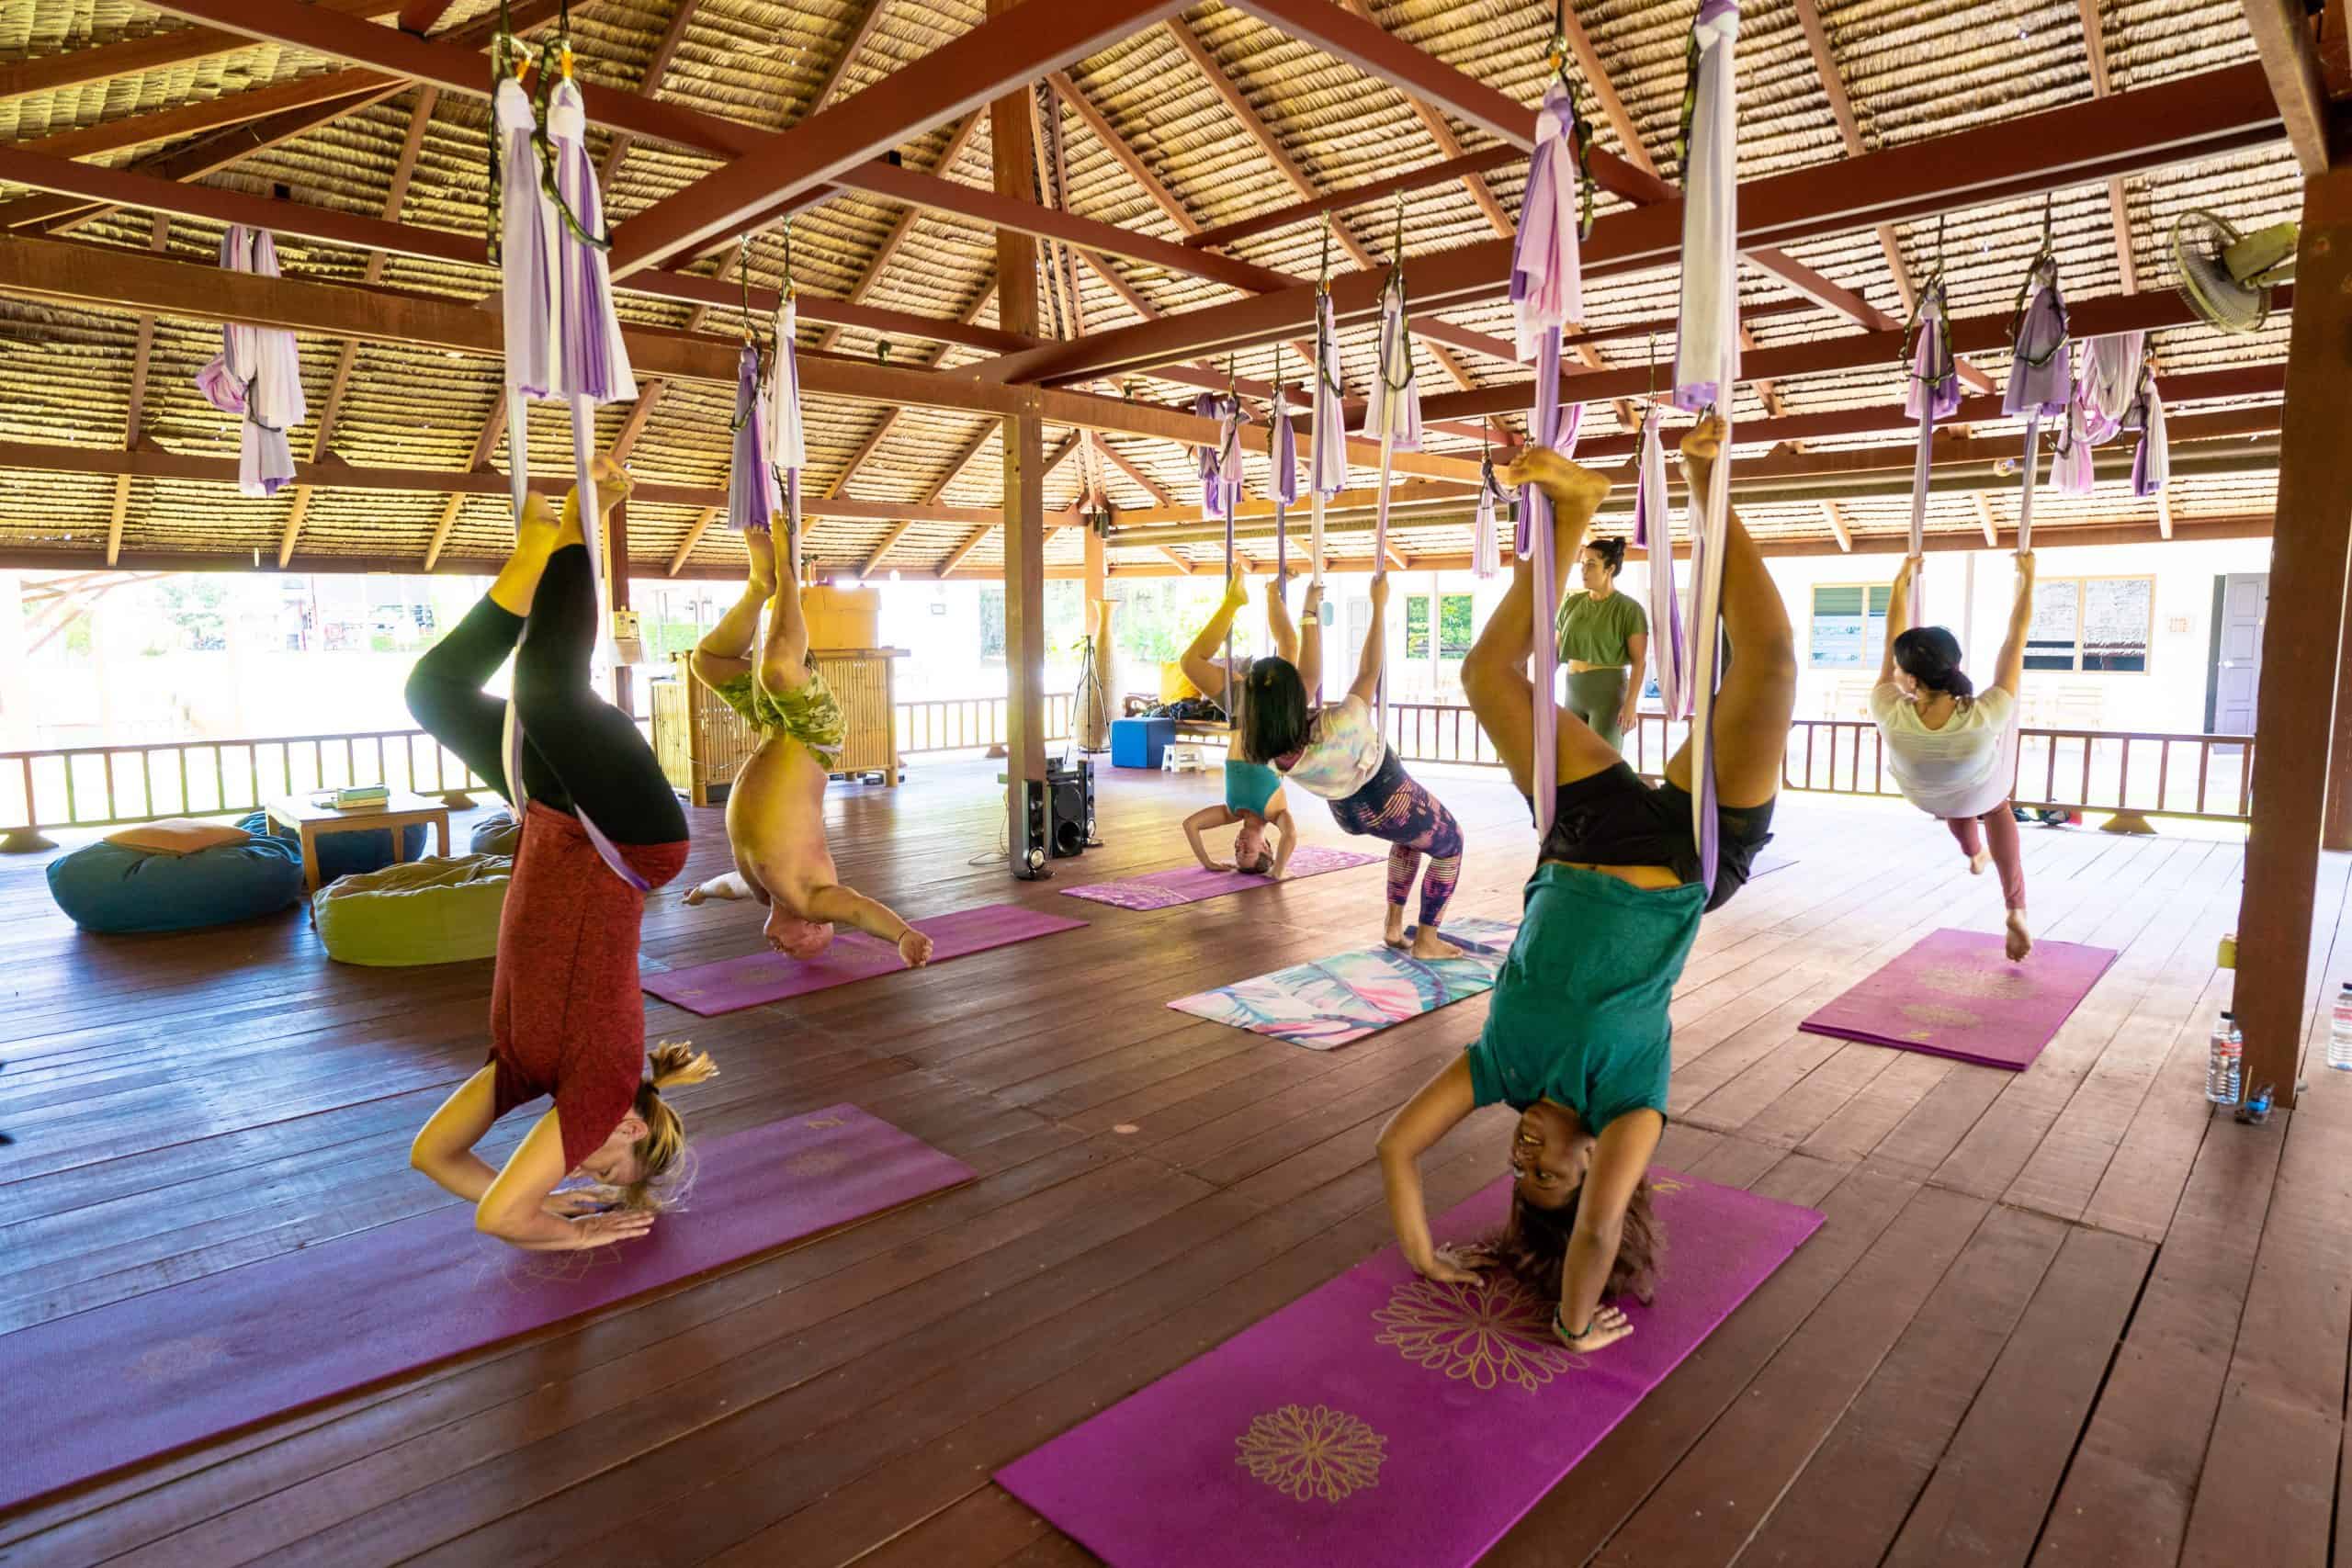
[6,756,2352,1568]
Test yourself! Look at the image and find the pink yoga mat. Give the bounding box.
[643,904,1087,1016]
[1060,845,1379,911]
[1800,927,2120,1070]
[997,1170,1822,1567]
[1,1105,971,1513]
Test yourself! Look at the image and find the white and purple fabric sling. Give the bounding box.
[195,227,306,497]
[1306,291,1348,582]
[1669,0,1741,889]
[1632,407,1687,721]
[1360,274,1422,733]
[728,341,779,536]
[1901,274,1961,621]
[765,293,808,534]
[1269,382,1299,581]
[2004,250,2071,554]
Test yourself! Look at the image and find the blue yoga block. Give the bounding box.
[1109,716,1176,769]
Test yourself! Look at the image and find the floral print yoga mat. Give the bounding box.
[997,1170,1823,1568]
[1167,917,1521,1050]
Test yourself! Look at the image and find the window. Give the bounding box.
[2027,576,2152,672]
[1808,583,1891,669]
[1406,594,1431,660]
[978,587,1005,661]
[1438,593,1474,659]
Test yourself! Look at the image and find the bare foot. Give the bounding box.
[1506,449,1613,529]
[1410,930,1464,962]
[745,528,778,599]
[1679,412,1726,467]
[2005,909,2033,962]
[683,885,707,906]
[1968,850,1992,876]
[1384,912,1408,950]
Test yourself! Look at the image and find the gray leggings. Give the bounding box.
[1565,666,1632,752]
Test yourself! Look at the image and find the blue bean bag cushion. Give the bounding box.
[48,835,303,934]
[314,853,512,967]
[469,810,520,857]
[237,809,427,884]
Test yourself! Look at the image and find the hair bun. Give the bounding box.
[648,1041,718,1091]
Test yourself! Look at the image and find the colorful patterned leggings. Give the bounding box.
[1327,749,1463,931]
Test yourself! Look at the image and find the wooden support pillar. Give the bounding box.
[991,9,1048,872]
[2234,163,2352,1107]
[606,498,634,716]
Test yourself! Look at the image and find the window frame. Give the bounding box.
[1805,581,1894,671]
[2025,573,2154,675]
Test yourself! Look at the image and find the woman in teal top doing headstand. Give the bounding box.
[1377,416,1797,1357]
[1177,570,1301,878]
[1554,535,1649,751]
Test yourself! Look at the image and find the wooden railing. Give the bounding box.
[896,694,1074,757]
[1383,705,2256,826]
[1,729,492,845]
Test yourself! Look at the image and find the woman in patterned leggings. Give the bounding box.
[1240,573,1464,961]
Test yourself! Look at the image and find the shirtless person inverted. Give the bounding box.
[684,528,934,968]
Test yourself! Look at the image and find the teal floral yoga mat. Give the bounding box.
[1168,917,1521,1050]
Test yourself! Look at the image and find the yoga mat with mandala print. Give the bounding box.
[997,1169,1822,1568]
[1167,916,1521,1049]
[1799,927,2119,1070]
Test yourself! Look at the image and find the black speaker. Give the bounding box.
[1012,760,1095,879]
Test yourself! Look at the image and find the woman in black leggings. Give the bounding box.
[406,458,710,1251]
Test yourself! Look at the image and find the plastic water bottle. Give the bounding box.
[2328,985,2352,1072]
[2206,1012,2243,1106]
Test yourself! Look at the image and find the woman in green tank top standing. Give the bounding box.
[1553,536,1649,752]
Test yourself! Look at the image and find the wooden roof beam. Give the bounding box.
[109,214,173,567]
[666,506,724,575]
[1046,71,1204,235]
[592,0,1189,276]
[2075,0,2139,292]
[974,63,2283,386]
[1972,491,2001,547]
[396,0,460,31]
[1182,146,1518,252]
[1091,433,1174,507]
[597,0,707,186]
[812,112,983,354]
[2240,0,2331,175]
[808,0,891,113]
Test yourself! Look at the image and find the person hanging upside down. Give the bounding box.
[682,527,933,967]
[1377,416,1797,1355]
[1238,570,1464,960]
[1873,549,2037,961]
[1180,570,1301,878]
[1554,534,1650,753]
[406,457,714,1250]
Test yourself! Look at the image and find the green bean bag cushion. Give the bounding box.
[236,809,428,884]
[469,809,520,856]
[313,853,513,967]
[48,835,303,934]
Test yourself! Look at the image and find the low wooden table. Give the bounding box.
[266,793,453,894]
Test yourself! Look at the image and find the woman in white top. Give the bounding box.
[1871,550,2037,959]
[1240,573,1464,960]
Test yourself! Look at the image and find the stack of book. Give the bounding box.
[328,784,391,813]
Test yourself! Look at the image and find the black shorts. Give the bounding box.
[1529,761,1774,913]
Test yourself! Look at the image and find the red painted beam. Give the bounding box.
[1420,284,2295,422]
[978,62,2283,388]
[603,0,1193,277]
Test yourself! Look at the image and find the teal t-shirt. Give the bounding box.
[1555,589,1649,665]
[1464,863,1706,1131]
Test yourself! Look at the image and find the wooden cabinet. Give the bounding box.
[651,649,902,807]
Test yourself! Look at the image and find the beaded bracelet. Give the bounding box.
[1554,1303,1595,1343]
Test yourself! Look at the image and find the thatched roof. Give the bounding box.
[0,0,2301,580]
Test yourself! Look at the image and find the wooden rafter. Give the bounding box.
[1973,491,2001,547]
[920,434,1083,577]
[597,0,706,185]
[666,506,724,575]
[2239,0,2330,175]
[1091,432,1174,507]
[109,214,173,567]
[2075,0,2139,293]
[0,0,403,107]
[811,112,982,354]
[395,0,459,32]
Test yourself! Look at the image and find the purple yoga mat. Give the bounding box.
[1,1105,971,1513]
[1800,927,2120,1070]
[1061,845,1380,911]
[998,1170,1822,1567]
[644,903,1087,1017]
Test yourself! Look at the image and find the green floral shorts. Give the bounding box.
[710,668,845,762]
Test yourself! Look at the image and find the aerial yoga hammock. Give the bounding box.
[1362,198,1425,739]
[195,226,306,497]
[493,12,645,888]
[1901,230,1961,622]
[2004,204,2072,555]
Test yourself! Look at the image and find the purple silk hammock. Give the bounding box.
[2078,332,2143,446]
[1306,286,1348,588]
[727,340,779,536]
[1361,270,1423,735]
[2048,372,2098,497]
[1510,75,1593,833]
[765,289,808,537]
[1473,453,1506,581]
[1901,272,1961,623]
[1268,378,1298,585]
[194,226,306,497]
[1632,407,1687,720]
[495,53,645,887]
[1212,393,1249,694]
[2003,242,2071,555]
[1667,0,1743,887]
